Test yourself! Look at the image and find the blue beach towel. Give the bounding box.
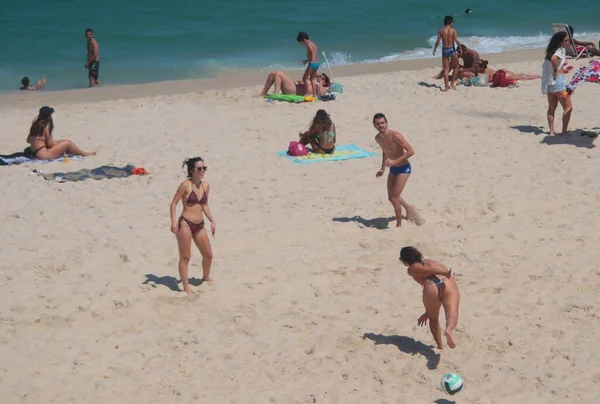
[278,143,377,164]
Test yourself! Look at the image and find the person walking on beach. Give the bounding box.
[542,32,573,136]
[85,28,100,88]
[433,16,461,91]
[169,157,216,295]
[400,246,460,350]
[374,113,422,227]
[297,32,319,97]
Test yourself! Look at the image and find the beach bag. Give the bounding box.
[288,141,308,156]
[492,70,510,87]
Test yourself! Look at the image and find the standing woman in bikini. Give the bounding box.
[400,246,460,349]
[169,157,216,295]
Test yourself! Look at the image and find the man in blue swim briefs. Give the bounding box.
[433,16,461,92]
[374,113,422,228]
[297,31,319,97]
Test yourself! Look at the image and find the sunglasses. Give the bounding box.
[194,166,208,172]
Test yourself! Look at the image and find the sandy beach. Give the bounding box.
[1,50,599,403]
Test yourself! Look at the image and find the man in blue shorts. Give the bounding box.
[374,113,421,227]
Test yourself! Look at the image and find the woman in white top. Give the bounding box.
[541,32,573,136]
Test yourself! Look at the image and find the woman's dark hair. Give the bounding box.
[320,73,331,87]
[21,77,30,87]
[545,32,567,61]
[182,157,204,178]
[477,59,489,72]
[309,109,333,134]
[28,115,53,139]
[399,246,423,264]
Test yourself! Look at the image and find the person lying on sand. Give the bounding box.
[258,71,330,96]
[299,109,336,154]
[26,106,96,159]
[20,76,46,91]
[433,44,480,80]
[400,246,460,350]
[459,60,541,81]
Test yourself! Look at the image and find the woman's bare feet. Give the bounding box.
[183,286,194,296]
[202,277,214,283]
[445,328,456,349]
[83,151,97,157]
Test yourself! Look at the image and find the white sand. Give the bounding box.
[1,54,600,403]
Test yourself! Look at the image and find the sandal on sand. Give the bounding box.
[581,131,598,138]
[54,175,66,183]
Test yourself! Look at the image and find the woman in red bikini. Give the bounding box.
[169,157,216,295]
[400,246,460,350]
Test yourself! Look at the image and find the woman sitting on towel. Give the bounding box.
[258,71,330,96]
[169,157,216,295]
[26,106,96,159]
[299,109,336,154]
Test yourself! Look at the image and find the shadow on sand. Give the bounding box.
[143,274,204,292]
[332,216,396,230]
[363,332,441,370]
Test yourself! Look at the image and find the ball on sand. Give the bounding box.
[440,373,463,395]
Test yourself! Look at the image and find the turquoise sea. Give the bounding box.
[1,0,598,92]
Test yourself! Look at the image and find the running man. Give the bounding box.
[433,15,461,91]
[400,246,460,349]
[374,113,422,227]
[85,28,100,88]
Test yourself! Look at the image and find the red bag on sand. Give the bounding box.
[492,70,511,87]
[288,141,309,156]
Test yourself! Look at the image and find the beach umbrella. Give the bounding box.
[566,60,600,95]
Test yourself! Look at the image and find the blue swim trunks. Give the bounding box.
[308,62,320,71]
[390,163,411,176]
[442,47,456,58]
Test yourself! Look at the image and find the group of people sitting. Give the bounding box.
[433,44,541,84]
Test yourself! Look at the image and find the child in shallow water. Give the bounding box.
[299,109,336,154]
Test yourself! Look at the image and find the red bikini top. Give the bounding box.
[185,184,208,206]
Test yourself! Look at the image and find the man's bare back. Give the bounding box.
[438,26,457,48]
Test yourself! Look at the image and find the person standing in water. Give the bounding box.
[374,113,422,227]
[400,246,460,349]
[85,28,100,88]
[169,157,216,295]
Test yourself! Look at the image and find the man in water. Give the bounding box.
[85,28,100,88]
[433,15,461,91]
[373,113,422,227]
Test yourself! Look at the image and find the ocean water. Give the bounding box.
[1,0,598,92]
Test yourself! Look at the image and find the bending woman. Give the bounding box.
[400,246,460,350]
[169,157,216,295]
[258,71,330,96]
[26,106,96,159]
[299,109,336,154]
